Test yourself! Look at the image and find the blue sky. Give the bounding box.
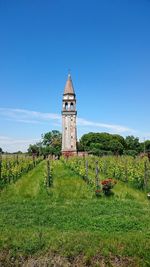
[0,0,150,152]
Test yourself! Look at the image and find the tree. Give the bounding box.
[27,130,62,158]
[12,151,23,154]
[89,142,104,155]
[143,140,150,151]
[42,130,61,146]
[28,144,41,156]
[0,148,3,154]
[124,136,141,155]
[77,141,84,152]
[79,132,112,152]
[112,134,126,148]
[109,140,124,155]
[42,130,62,157]
[79,132,126,155]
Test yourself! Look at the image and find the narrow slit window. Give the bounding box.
[65,102,68,110]
[70,103,74,110]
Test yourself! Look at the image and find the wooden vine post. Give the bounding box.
[16,154,19,165]
[144,160,148,191]
[7,161,11,183]
[95,160,99,189]
[125,158,128,183]
[0,153,2,180]
[33,154,36,167]
[85,160,88,182]
[47,159,50,187]
[46,159,53,187]
[95,160,101,197]
[103,159,107,176]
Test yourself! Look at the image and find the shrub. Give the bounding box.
[101,178,117,196]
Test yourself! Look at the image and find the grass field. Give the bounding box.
[0,160,150,266]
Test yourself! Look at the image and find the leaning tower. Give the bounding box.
[62,74,77,156]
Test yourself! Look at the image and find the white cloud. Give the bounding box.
[77,118,134,133]
[0,136,39,153]
[0,107,136,152]
[0,108,61,124]
[0,107,133,133]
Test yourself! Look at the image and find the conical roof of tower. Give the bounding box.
[64,74,75,95]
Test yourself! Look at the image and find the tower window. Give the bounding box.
[70,102,74,110]
[65,102,68,110]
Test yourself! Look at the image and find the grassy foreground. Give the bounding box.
[0,160,150,266]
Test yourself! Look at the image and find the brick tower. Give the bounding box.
[62,74,77,156]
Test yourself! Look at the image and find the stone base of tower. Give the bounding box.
[62,150,77,157]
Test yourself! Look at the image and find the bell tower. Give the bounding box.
[62,74,77,156]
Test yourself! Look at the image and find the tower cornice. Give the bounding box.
[62,111,77,115]
[62,99,76,102]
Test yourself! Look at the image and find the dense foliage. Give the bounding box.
[78,132,146,156]
[28,130,62,158]
[26,130,150,158]
[0,154,43,189]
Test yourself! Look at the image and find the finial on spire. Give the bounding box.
[68,68,71,79]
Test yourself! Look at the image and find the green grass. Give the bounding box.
[0,160,150,266]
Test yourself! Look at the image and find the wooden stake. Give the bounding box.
[47,160,51,187]
[95,161,99,188]
[85,160,88,182]
[0,153,2,180]
[144,160,148,191]
[125,158,128,183]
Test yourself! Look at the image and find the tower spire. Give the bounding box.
[64,73,75,95]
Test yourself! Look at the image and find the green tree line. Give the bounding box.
[78,132,146,156]
[26,130,150,158]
